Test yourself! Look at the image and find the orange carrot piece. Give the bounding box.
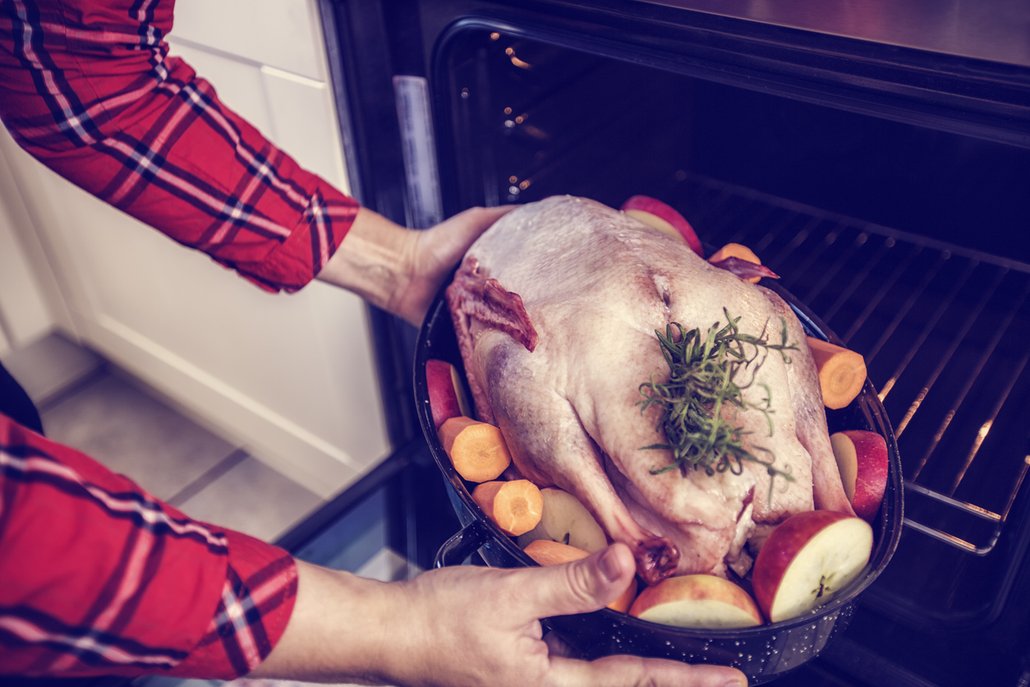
[439,417,512,482]
[473,479,543,536]
[523,540,637,612]
[806,337,867,410]
[709,243,763,283]
[523,539,588,566]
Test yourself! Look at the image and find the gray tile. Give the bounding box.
[298,488,387,572]
[356,548,420,582]
[41,373,236,500]
[1,331,102,406]
[135,679,217,687]
[177,455,322,541]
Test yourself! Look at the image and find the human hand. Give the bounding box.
[318,205,512,327]
[384,543,747,687]
[393,205,514,325]
[251,545,747,687]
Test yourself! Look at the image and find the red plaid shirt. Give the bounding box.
[0,0,357,292]
[0,0,362,679]
[0,415,298,679]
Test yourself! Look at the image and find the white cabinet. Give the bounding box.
[0,149,53,357]
[0,0,388,497]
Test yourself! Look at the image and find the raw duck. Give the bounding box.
[446,196,854,584]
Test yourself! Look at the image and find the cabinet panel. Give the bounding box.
[172,0,327,81]
[1,3,385,497]
[0,131,58,353]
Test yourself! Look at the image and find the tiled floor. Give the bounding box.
[3,331,324,542]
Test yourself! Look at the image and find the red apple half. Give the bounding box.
[621,195,704,256]
[830,430,889,521]
[629,574,762,629]
[752,510,873,623]
[426,358,472,429]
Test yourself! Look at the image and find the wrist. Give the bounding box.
[249,561,412,684]
[317,208,417,317]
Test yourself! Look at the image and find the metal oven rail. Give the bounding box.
[673,174,1030,557]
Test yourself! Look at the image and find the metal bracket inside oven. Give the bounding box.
[903,460,1029,555]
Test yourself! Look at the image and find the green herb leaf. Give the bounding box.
[638,309,797,497]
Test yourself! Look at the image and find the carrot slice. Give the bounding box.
[524,539,588,566]
[439,417,512,482]
[806,337,867,410]
[473,480,543,536]
[523,540,637,612]
[709,243,763,283]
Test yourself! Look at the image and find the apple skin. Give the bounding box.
[523,540,637,612]
[621,195,704,256]
[751,510,873,624]
[629,574,762,629]
[517,488,609,553]
[830,430,889,521]
[426,358,472,429]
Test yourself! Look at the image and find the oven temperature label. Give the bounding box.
[393,75,443,229]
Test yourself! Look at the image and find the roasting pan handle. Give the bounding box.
[434,520,490,569]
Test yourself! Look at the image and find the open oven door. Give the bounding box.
[296,2,1030,685]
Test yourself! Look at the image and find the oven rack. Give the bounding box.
[669,173,1030,557]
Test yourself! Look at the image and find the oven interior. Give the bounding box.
[430,27,1030,685]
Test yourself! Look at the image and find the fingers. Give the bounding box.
[517,543,636,618]
[520,548,748,686]
[440,205,516,248]
[543,631,576,659]
[547,654,748,687]
[458,204,516,227]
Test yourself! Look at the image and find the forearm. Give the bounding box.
[247,560,410,685]
[316,208,416,317]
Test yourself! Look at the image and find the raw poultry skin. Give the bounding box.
[447,196,854,584]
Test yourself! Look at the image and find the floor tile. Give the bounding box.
[1,331,102,406]
[176,455,322,541]
[293,487,388,571]
[41,372,237,501]
[356,548,420,581]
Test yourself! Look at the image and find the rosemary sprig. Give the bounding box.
[638,309,798,494]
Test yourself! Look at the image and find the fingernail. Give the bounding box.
[599,547,622,582]
[723,678,748,687]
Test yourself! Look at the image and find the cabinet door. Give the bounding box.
[0,0,387,498]
[0,147,54,357]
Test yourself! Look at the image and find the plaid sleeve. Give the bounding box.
[0,413,298,679]
[0,0,358,292]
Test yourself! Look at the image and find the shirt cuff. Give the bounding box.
[231,186,359,293]
[167,530,298,679]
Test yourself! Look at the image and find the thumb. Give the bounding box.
[524,543,636,618]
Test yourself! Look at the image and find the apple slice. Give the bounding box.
[830,430,889,521]
[426,358,472,429]
[516,488,608,553]
[523,540,637,612]
[629,574,762,629]
[751,510,873,623]
[621,195,703,256]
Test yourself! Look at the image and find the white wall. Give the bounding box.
[0,0,389,497]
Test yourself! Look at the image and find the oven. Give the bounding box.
[282,2,1030,685]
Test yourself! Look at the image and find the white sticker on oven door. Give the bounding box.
[393,75,443,229]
